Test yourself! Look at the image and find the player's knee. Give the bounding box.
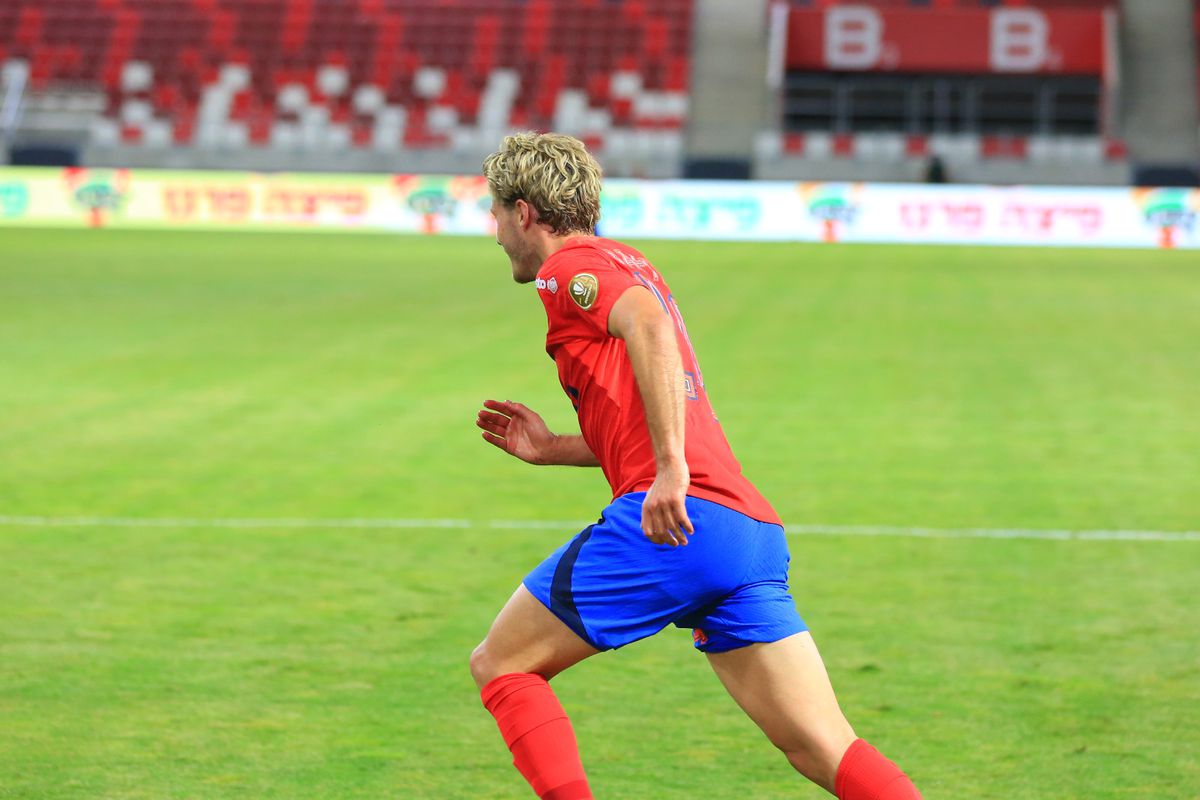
[469,640,498,689]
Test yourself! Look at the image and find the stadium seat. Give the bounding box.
[757,130,1123,167]
[0,0,696,159]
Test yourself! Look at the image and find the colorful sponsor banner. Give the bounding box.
[786,7,1106,75]
[600,180,1200,250]
[0,167,1196,250]
[0,167,496,235]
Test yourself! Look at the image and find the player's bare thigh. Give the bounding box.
[707,632,857,792]
[470,584,600,689]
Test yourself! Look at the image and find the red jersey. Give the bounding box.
[535,237,781,526]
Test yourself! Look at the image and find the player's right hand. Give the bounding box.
[476,399,557,465]
[641,461,694,547]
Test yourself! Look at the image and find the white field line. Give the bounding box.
[0,515,1198,542]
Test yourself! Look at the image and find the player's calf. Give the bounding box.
[765,706,921,798]
[472,586,600,798]
[480,673,593,800]
[835,739,922,800]
[771,721,857,792]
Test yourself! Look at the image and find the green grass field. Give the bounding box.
[1,228,1198,799]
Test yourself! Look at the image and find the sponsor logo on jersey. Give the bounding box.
[568,273,599,310]
[534,276,560,293]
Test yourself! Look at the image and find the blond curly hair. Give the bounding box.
[483,132,602,235]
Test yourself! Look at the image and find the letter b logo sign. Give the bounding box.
[825,7,883,70]
[990,9,1049,72]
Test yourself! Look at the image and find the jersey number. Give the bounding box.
[634,271,705,399]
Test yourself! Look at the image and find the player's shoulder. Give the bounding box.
[587,237,657,274]
[539,237,660,282]
[536,238,665,322]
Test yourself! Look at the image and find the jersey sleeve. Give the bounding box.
[543,251,645,338]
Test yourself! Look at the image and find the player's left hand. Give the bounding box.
[641,462,694,547]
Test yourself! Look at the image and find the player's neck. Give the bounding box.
[533,231,595,267]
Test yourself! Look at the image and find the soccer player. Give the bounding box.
[471,132,922,800]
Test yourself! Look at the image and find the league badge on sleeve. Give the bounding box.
[568,273,599,310]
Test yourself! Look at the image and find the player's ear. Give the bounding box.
[516,199,540,231]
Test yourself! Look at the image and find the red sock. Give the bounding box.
[835,739,922,800]
[481,673,593,800]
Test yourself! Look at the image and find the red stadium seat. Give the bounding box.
[0,0,695,150]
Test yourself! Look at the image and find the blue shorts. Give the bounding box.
[523,492,807,653]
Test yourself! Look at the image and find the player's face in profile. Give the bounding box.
[491,197,537,284]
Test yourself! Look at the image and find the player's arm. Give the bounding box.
[608,287,694,547]
[476,400,600,466]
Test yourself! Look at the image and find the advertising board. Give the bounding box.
[1,167,1195,250]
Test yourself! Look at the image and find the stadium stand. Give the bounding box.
[0,0,693,176]
[785,1,1114,7]
[1,0,1192,184]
